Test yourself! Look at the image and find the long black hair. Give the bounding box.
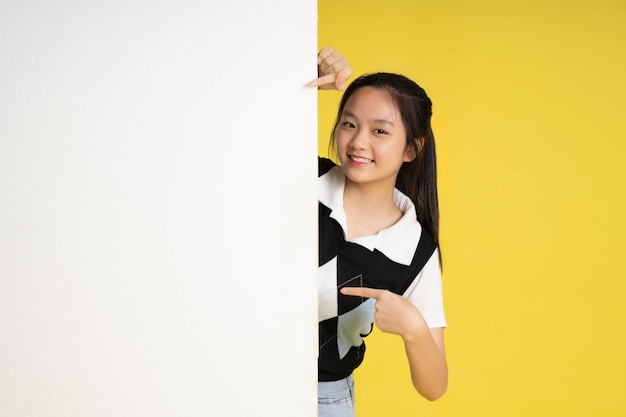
[330,73,441,256]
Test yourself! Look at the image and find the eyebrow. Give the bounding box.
[342,110,396,127]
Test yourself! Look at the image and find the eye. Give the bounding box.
[373,128,388,135]
[341,121,356,129]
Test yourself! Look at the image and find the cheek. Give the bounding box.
[335,132,349,150]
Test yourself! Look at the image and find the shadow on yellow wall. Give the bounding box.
[318,1,626,416]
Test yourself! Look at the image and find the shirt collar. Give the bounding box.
[319,166,421,266]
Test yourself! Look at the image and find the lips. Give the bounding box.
[349,155,373,163]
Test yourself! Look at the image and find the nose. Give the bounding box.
[349,127,369,150]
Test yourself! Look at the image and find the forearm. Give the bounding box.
[402,326,448,401]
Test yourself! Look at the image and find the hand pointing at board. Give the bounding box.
[307,46,353,90]
[340,285,448,400]
[340,286,428,339]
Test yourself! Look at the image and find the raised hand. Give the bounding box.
[307,46,353,91]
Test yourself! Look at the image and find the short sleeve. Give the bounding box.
[402,248,447,329]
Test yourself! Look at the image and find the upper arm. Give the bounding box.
[404,249,447,329]
[429,327,446,357]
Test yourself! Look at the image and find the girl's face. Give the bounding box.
[336,86,414,188]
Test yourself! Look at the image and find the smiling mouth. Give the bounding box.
[349,155,373,163]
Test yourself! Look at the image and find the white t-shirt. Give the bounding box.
[318,158,446,381]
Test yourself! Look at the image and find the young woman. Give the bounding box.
[309,49,448,417]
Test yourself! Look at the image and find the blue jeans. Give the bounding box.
[318,375,356,417]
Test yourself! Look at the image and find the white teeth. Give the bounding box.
[350,156,372,163]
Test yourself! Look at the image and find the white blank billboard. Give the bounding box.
[0,1,318,416]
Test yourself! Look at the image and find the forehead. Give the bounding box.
[343,87,399,121]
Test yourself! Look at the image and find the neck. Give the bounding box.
[343,178,396,212]
[342,177,402,239]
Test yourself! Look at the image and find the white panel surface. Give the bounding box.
[0,1,318,416]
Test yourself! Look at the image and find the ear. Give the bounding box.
[403,137,424,162]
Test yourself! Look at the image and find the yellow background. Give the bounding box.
[317,1,626,416]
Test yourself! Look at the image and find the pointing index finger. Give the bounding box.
[305,73,336,88]
[340,286,385,299]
